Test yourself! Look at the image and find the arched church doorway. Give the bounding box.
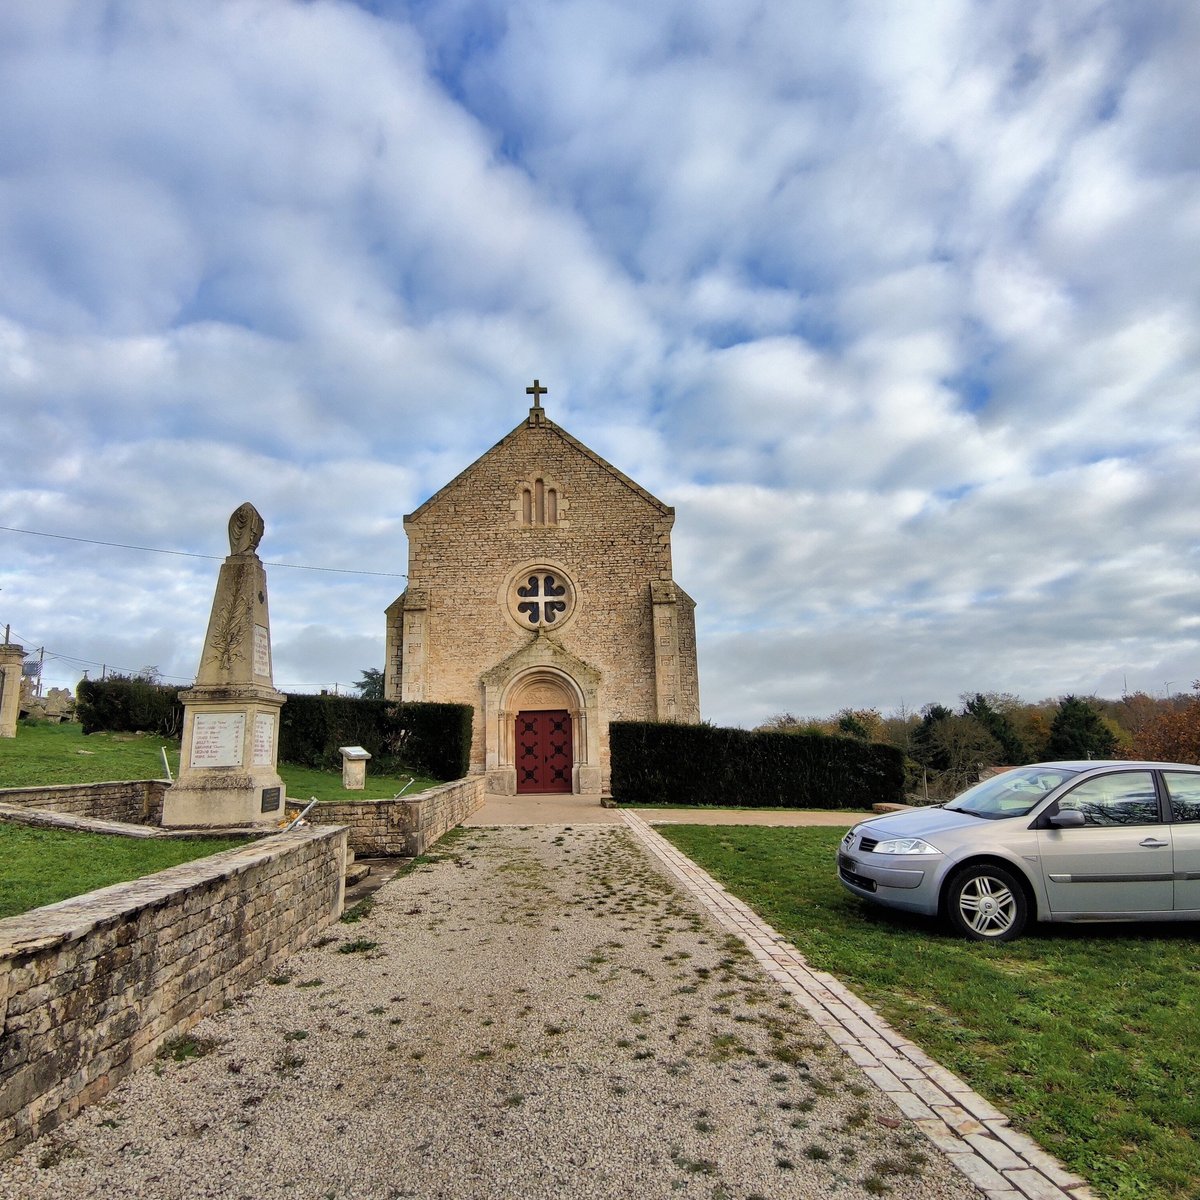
[509,672,576,795]
[482,654,601,796]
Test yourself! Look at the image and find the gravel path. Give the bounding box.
[0,825,982,1200]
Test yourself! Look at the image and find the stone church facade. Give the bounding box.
[385,386,700,796]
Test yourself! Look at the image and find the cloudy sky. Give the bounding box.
[2,0,1197,728]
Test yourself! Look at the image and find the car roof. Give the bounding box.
[1031,760,1200,771]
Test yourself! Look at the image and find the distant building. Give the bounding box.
[386,384,700,795]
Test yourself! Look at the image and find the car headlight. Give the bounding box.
[871,837,942,856]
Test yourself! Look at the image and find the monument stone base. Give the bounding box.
[161,685,287,828]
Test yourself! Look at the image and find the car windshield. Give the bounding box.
[945,766,1080,819]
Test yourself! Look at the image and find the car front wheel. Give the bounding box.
[945,864,1028,942]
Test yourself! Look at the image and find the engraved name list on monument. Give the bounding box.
[190,712,246,769]
[252,712,275,766]
[254,624,271,677]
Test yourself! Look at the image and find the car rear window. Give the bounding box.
[1163,771,1200,823]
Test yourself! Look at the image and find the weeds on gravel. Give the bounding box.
[274,1051,305,1077]
[157,1034,219,1063]
[341,898,375,923]
[337,938,379,954]
[706,1033,748,1062]
[36,1136,78,1169]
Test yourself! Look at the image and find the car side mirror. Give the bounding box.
[1046,809,1086,830]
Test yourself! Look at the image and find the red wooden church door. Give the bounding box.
[515,710,573,794]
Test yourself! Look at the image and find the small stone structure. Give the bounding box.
[18,686,74,724]
[0,824,347,1160]
[0,643,24,739]
[339,745,371,790]
[162,503,287,827]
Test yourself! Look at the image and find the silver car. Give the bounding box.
[837,761,1200,941]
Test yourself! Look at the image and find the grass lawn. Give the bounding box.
[660,824,1199,1200]
[0,722,178,786]
[0,721,441,800]
[280,762,440,802]
[0,823,249,919]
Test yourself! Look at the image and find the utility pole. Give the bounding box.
[37,646,44,697]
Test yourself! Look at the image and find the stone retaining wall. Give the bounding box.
[286,775,485,856]
[0,825,347,1160]
[0,780,168,825]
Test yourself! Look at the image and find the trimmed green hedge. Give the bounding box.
[76,677,184,738]
[74,680,471,782]
[609,721,904,809]
[278,695,472,782]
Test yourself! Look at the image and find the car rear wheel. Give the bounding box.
[945,864,1028,942]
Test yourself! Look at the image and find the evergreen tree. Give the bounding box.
[964,693,1028,764]
[1044,695,1117,760]
[911,704,954,770]
[355,667,385,700]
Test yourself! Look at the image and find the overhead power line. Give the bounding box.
[0,525,406,578]
[3,626,369,693]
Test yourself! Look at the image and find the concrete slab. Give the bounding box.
[465,795,866,827]
[463,792,624,824]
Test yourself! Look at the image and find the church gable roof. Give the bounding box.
[404,411,673,524]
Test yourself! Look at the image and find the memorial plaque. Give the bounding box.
[253,624,271,677]
[260,786,281,813]
[190,712,245,768]
[252,712,275,766]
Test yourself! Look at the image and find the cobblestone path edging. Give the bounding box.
[621,811,1097,1200]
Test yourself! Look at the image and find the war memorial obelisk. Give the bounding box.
[162,503,287,827]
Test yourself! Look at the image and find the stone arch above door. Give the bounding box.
[480,642,602,796]
[509,672,575,713]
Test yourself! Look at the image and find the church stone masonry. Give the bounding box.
[385,383,700,796]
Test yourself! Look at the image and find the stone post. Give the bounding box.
[161,503,287,827]
[0,642,24,739]
[339,745,371,790]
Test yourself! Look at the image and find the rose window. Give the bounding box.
[504,565,576,630]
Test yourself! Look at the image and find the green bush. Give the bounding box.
[73,680,472,782]
[609,721,904,809]
[76,676,183,738]
[278,695,472,781]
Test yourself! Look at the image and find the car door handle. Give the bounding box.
[1139,838,1169,848]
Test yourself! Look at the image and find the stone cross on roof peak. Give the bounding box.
[526,378,548,424]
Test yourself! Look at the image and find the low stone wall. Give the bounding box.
[286,775,485,856]
[0,780,168,825]
[0,825,347,1160]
